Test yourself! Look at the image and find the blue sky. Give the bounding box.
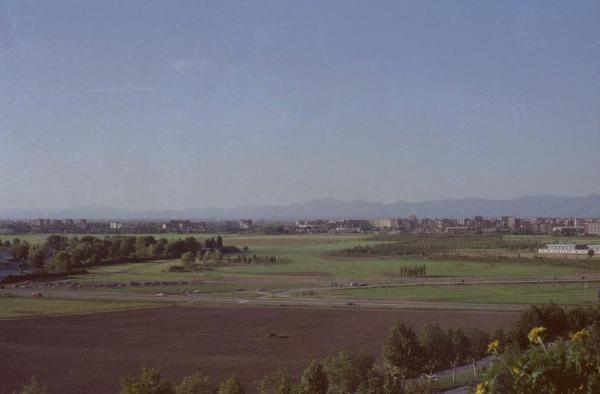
[1,0,599,210]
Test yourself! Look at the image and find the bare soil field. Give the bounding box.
[0,305,518,394]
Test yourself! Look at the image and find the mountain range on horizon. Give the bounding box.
[1,194,600,221]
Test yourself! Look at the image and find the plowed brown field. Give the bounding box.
[0,305,518,393]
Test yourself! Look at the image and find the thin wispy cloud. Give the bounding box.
[90,85,159,94]
[170,60,196,73]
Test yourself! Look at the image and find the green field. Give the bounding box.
[312,282,600,305]
[3,233,600,316]
[0,295,160,319]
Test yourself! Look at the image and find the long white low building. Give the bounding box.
[538,244,600,254]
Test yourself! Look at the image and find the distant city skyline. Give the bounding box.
[1,1,599,210]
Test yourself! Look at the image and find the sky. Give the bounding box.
[1,0,599,210]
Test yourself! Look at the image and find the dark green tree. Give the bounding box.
[29,248,46,269]
[324,351,374,393]
[383,322,423,379]
[419,324,453,372]
[299,360,328,394]
[52,251,73,274]
[514,303,568,349]
[449,328,470,383]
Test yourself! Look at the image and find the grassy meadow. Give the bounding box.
[308,281,600,305]
[3,232,600,316]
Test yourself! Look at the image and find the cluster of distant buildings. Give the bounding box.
[0,219,252,235]
[295,216,600,236]
[0,216,599,236]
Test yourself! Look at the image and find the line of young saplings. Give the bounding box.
[169,251,280,272]
[0,235,242,275]
[397,264,427,277]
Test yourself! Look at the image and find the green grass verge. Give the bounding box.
[0,295,161,319]
[312,282,600,305]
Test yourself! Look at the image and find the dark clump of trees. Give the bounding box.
[1,235,220,275]
[397,265,426,278]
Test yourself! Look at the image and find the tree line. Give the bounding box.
[170,251,278,272]
[1,235,237,274]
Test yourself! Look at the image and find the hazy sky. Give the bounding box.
[1,0,599,210]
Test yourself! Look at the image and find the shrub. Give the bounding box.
[120,368,173,394]
[298,360,328,394]
[175,372,214,394]
[19,376,48,394]
[217,377,244,394]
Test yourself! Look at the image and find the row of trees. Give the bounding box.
[172,252,278,272]
[395,265,427,278]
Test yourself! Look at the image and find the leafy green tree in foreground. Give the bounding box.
[120,368,173,394]
[217,377,245,394]
[419,324,453,373]
[298,360,328,394]
[324,350,374,393]
[383,322,423,379]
